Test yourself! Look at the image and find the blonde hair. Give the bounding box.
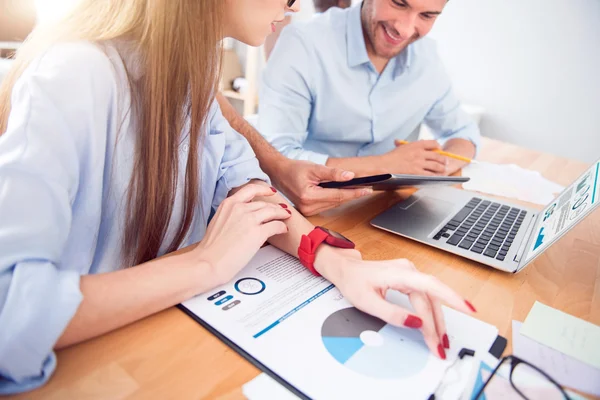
[0,0,224,266]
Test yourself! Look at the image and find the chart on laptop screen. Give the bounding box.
[525,161,600,262]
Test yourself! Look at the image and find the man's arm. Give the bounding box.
[215,93,370,215]
[216,92,285,179]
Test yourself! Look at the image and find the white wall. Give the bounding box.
[428,0,600,163]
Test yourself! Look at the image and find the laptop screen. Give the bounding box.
[524,160,600,264]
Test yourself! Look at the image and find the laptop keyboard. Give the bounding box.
[433,197,527,261]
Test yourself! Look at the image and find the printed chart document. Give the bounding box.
[182,246,499,399]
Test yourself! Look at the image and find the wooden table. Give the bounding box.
[10,138,600,399]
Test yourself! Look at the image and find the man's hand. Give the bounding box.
[439,138,476,176]
[382,140,448,175]
[271,159,372,216]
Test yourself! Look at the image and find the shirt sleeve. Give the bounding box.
[210,101,270,209]
[422,50,482,155]
[0,44,115,394]
[258,26,329,165]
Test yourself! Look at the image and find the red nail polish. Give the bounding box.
[465,300,477,313]
[443,333,450,349]
[438,343,447,360]
[404,315,423,329]
[279,203,288,208]
[286,209,292,215]
[270,187,277,193]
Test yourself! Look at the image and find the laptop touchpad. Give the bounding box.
[390,195,455,234]
[406,196,455,218]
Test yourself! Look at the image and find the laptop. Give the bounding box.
[371,160,600,273]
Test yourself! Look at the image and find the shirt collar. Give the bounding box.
[393,44,413,78]
[346,5,370,68]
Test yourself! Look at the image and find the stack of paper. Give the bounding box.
[462,162,564,205]
[513,302,600,397]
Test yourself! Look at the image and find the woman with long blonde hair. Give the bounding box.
[0,0,475,393]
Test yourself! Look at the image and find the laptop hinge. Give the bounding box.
[513,216,536,264]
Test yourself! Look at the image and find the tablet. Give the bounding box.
[318,173,469,190]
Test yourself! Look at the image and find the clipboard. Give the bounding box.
[178,304,507,400]
[178,305,312,400]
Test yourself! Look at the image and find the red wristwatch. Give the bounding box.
[298,227,355,276]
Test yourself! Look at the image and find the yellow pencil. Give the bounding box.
[396,140,476,164]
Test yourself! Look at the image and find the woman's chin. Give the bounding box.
[229,33,265,48]
[246,37,266,47]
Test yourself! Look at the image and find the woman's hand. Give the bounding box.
[193,184,291,286]
[316,248,475,360]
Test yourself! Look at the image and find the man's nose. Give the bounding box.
[392,13,418,40]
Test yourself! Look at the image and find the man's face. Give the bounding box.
[362,0,446,60]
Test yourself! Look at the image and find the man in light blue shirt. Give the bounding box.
[259,0,481,177]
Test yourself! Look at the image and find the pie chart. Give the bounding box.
[234,277,266,295]
[321,307,430,379]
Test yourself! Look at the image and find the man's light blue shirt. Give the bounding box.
[259,5,481,164]
[0,42,267,394]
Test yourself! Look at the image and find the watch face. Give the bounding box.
[319,227,353,244]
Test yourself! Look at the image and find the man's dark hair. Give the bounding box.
[313,0,352,14]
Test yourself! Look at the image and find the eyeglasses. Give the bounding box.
[429,352,571,400]
[287,0,296,7]
[473,355,571,400]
